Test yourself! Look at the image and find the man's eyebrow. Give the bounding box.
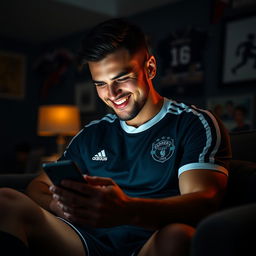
[92,70,132,84]
[111,70,131,80]
[92,79,105,84]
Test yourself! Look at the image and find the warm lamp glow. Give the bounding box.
[38,105,80,136]
[38,105,81,155]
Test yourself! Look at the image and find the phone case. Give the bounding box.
[42,160,86,186]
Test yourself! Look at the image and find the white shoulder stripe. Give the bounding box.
[168,100,220,163]
[85,114,117,128]
[192,106,221,163]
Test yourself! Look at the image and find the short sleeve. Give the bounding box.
[178,107,232,177]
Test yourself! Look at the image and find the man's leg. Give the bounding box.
[137,223,195,256]
[0,188,86,256]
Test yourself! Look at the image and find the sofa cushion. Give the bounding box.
[0,174,37,192]
[221,160,256,208]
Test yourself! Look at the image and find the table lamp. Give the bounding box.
[37,105,81,156]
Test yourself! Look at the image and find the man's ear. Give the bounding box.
[146,55,157,80]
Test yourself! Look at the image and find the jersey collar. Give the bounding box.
[120,97,170,134]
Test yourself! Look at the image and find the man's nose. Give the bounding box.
[107,82,122,99]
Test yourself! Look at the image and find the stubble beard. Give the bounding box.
[115,94,148,121]
[117,101,142,121]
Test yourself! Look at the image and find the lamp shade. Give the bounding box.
[38,105,81,136]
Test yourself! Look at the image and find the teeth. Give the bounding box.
[114,97,128,105]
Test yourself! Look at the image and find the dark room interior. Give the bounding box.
[0,1,256,255]
[0,0,255,173]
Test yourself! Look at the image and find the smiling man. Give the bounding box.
[0,19,231,256]
[90,47,160,126]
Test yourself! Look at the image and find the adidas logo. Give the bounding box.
[92,150,108,161]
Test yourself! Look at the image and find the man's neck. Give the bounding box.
[126,92,164,128]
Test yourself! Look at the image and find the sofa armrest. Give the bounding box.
[0,173,38,192]
[221,160,256,209]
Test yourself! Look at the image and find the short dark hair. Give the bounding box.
[78,18,149,64]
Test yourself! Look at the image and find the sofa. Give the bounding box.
[189,130,256,256]
[221,130,256,209]
[0,130,256,207]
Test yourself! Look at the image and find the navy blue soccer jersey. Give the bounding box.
[61,98,231,199]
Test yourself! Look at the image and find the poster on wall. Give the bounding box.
[33,48,74,100]
[207,94,254,132]
[0,52,26,99]
[157,27,207,97]
[221,14,256,86]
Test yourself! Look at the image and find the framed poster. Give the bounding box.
[0,51,26,99]
[157,27,207,97]
[221,14,256,86]
[75,82,96,112]
[207,94,254,132]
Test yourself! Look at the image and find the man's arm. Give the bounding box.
[51,169,227,229]
[26,172,52,210]
[128,169,227,229]
[25,172,65,217]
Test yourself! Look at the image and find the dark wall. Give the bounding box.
[130,0,256,101]
[129,0,212,105]
[0,38,40,169]
[0,0,255,173]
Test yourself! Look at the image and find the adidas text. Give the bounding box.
[92,150,108,161]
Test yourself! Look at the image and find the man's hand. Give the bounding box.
[49,197,67,219]
[49,176,131,227]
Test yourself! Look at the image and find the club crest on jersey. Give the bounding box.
[151,137,175,163]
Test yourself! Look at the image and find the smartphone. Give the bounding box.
[42,160,86,187]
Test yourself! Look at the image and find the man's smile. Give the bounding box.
[111,95,131,109]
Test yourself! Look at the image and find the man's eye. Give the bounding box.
[94,83,106,87]
[116,77,130,83]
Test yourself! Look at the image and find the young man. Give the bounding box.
[0,18,231,256]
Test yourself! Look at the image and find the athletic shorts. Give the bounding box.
[59,218,154,256]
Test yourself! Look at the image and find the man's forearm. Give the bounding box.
[126,190,222,230]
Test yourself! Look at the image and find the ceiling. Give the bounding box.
[0,0,182,44]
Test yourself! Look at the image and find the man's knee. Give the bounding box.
[0,188,23,215]
[0,188,37,220]
[145,224,195,256]
[156,223,195,245]
[151,223,195,252]
[138,224,195,256]
[0,187,21,199]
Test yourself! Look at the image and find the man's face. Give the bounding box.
[88,48,151,122]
